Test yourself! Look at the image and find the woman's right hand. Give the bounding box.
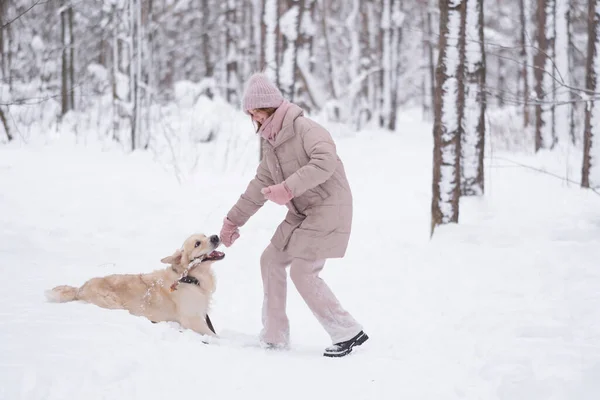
[220,217,240,247]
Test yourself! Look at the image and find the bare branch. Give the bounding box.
[1,0,47,29]
[488,156,600,197]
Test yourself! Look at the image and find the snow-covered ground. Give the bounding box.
[1,110,599,400]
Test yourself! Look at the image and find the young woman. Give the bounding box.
[220,73,368,357]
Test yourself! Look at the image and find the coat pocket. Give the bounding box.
[312,184,330,200]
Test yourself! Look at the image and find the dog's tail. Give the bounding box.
[45,285,79,303]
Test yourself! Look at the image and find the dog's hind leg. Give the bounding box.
[180,316,217,337]
[75,279,125,310]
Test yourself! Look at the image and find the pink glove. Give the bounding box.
[220,217,240,247]
[261,183,293,205]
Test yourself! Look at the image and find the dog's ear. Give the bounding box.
[161,249,182,265]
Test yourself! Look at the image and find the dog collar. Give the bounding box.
[178,276,200,286]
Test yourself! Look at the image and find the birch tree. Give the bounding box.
[422,1,436,120]
[380,0,392,127]
[319,0,338,101]
[519,0,531,127]
[226,0,241,103]
[582,0,600,189]
[380,0,403,130]
[295,0,316,112]
[0,0,12,141]
[567,0,587,144]
[60,0,75,116]
[0,0,10,87]
[534,0,557,150]
[280,0,303,100]
[261,0,279,84]
[431,0,465,235]
[461,0,485,196]
[0,107,10,141]
[130,0,143,150]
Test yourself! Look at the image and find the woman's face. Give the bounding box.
[249,109,270,125]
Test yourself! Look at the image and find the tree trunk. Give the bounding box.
[534,0,557,151]
[68,6,75,111]
[461,0,486,196]
[381,0,392,128]
[431,0,465,235]
[582,0,600,189]
[497,56,505,107]
[202,0,214,80]
[280,0,304,101]
[129,0,143,151]
[61,1,73,116]
[226,0,240,104]
[387,0,402,131]
[519,0,530,127]
[357,0,372,128]
[0,106,11,141]
[1,2,12,91]
[111,3,119,142]
[423,4,436,120]
[296,0,315,112]
[307,0,317,73]
[0,0,8,83]
[242,0,257,78]
[567,0,577,144]
[260,0,280,161]
[261,0,279,83]
[319,0,337,100]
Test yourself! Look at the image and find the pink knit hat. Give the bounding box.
[242,73,284,114]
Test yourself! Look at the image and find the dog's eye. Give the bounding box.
[194,241,201,248]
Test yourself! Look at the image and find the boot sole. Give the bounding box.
[323,332,369,358]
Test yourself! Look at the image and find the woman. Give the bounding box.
[220,73,368,357]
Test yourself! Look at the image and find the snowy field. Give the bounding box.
[1,110,599,400]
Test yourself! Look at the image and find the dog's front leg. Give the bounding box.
[181,317,217,338]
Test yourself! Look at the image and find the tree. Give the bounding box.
[0,0,10,87]
[422,0,436,120]
[534,0,557,151]
[60,0,75,116]
[461,0,486,196]
[431,0,466,235]
[519,0,531,127]
[0,106,10,141]
[225,0,241,104]
[380,0,403,130]
[261,0,280,83]
[582,0,600,189]
[279,0,304,101]
[202,0,215,81]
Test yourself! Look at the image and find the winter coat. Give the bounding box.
[226,104,353,260]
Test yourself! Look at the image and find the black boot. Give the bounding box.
[323,331,369,358]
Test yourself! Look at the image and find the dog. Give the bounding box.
[45,234,224,337]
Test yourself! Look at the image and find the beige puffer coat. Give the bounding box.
[227,104,352,260]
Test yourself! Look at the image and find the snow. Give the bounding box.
[1,106,600,400]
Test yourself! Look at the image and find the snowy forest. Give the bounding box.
[0,0,598,232]
[2,1,600,396]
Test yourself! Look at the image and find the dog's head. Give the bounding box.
[161,234,225,271]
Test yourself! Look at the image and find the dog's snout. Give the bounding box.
[210,235,220,244]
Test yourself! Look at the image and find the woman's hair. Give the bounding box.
[252,107,277,132]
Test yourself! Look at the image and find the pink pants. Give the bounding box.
[259,244,362,345]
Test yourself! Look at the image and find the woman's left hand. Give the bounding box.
[261,183,293,205]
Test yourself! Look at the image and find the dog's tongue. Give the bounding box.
[206,250,225,260]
